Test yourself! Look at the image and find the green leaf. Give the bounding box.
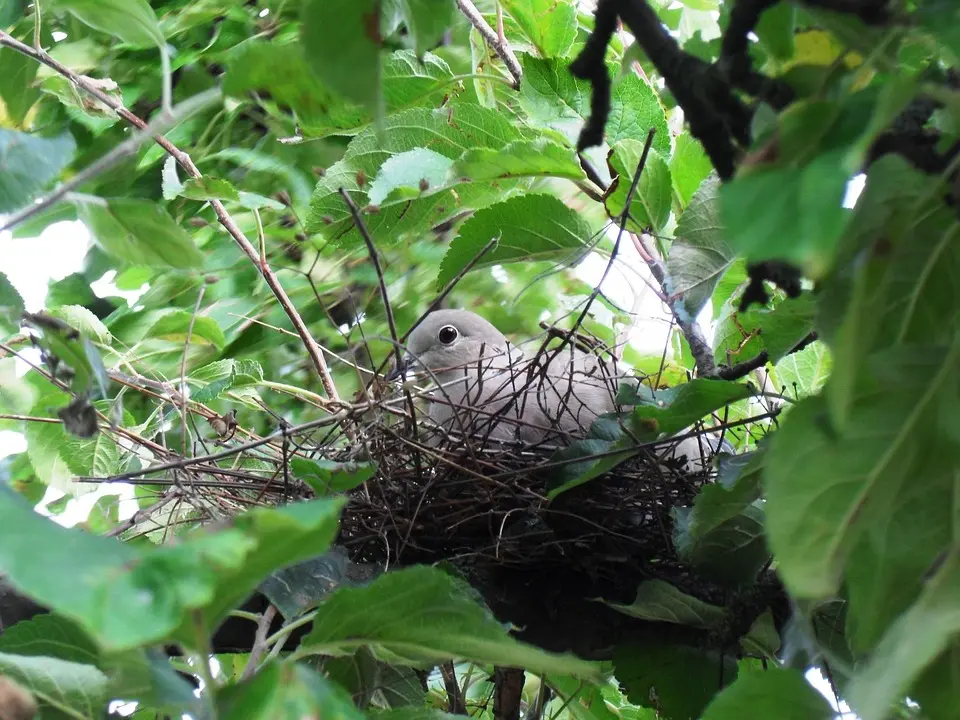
[24,391,97,495]
[237,192,287,212]
[0,271,25,336]
[217,661,364,720]
[547,675,626,720]
[398,0,455,58]
[179,176,240,202]
[0,650,109,718]
[75,198,204,269]
[666,174,731,319]
[604,580,730,629]
[190,359,264,402]
[0,614,100,667]
[452,139,586,183]
[0,129,75,213]
[436,194,591,288]
[306,103,528,245]
[714,294,816,367]
[46,305,111,344]
[301,0,381,111]
[755,4,796,62]
[0,42,40,125]
[765,344,960,598]
[604,143,672,233]
[291,457,377,495]
[721,150,849,279]
[0,485,345,651]
[673,500,768,588]
[0,0,24,28]
[614,640,736,720]
[519,57,669,152]
[670,134,713,210]
[144,310,226,351]
[847,550,960,720]
[368,148,454,205]
[774,342,832,399]
[301,565,600,677]
[700,668,832,720]
[501,0,578,58]
[50,0,164,48]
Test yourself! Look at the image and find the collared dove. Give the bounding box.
[386,309,730,471]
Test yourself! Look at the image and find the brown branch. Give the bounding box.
[0,30,341,405]
[493,666,525,720]
[440,662,468,715]
[240,605,278,681]
[455,0,522,89]
[716,331,819,381]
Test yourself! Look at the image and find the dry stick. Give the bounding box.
[455,0,522,89]
[0,30,341,404]
[180,284,207,457]
[0,88,221,234]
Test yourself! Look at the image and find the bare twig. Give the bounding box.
[455,0,522,89]
[0,30,341,404]
[240,605,278,681]
[180,285,207,455]
[440,662,468,715]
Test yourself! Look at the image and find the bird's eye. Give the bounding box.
[438,325,458,345]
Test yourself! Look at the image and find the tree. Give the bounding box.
[0,0,955,718]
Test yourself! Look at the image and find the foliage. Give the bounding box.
[0,0,957,718]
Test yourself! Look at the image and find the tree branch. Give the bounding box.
[455,0,523,89]
[0,30,342,405]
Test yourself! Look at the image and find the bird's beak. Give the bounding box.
[384,353,417,382]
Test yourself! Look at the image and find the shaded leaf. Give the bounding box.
[292,457,377,495]
[0,271,25,336]
[714,294,816,367]
[0,129,75,213]
[398,0,455,58]
[615,640,736,720]
[75,198,204,269]
[0,650,108,718]
[301,0,381,111]
[145,310,226,351]
[453,139,585,183]
[604,580,729,629]
[666,174,730,318]
[301,565,599,677]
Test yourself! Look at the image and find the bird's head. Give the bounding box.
[385,309,509,382]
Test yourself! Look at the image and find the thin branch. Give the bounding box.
[0,29,342,405]
[240,605,278,681]
[440,662,468,715]
[0,88,221,234]
[632,232,718,377]
[180,285,206,455]
[455,0,522,89]
[716,331,819,381]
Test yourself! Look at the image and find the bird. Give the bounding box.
[385,309,731,472]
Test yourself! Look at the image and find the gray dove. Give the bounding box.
[386,309,731,472]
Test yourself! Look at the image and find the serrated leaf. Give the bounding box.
[0,271,25,336]
[666,174,731,319]
[519,57,669,152]
[766,345,960,599]
[291,457,377,495]
[398,0,455,58]
[604,142,672,233]
[501,0,577,58]
[452,138,585,182]
[670,133,713,210]
[604,580,729,629]
[0,129,75,213]
[436,194,591,288]
[236,191,287,211]
[0,484,345,651]
[300,0,381,111]
[50,0,164,48]
[368,148,454,205]
[0,650,109,718]
[774,342,832,399]
[179,176,240,202]
[46,305,111,344]
[145,310,226,351]
[75,198,204,269]
[301,565,599,677]
[714,294,816,367]
[700,668,831,720]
